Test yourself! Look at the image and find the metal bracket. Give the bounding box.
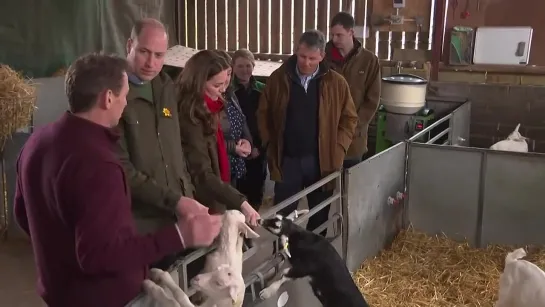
[390,14,404,25]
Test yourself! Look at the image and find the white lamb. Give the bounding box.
[142,265,244,307]
[143,210,259,307]
[495,248,545,307]
[194,210,260,307]
[490,124,529,152]
[142,268,195,307]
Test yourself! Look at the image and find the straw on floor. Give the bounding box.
[0,64,37,152]
[353,227,545,307]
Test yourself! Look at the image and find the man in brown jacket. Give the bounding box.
[257,30,358,236]
[326,12,381,167]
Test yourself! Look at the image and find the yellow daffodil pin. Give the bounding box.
[162,108,172,118]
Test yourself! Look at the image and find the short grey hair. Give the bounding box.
[298,30,326,52]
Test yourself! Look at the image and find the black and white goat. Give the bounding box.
[259,209,369,307]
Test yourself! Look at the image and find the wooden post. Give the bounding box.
[431,0,447,81]
[0,153,8,241]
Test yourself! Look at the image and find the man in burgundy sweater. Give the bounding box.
[13,53,222,307]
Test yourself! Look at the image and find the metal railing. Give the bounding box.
[409,112,453,145]
[128,170,343,305]
[408,100,470,147]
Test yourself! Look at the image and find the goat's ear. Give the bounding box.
[239,221,260,239]
[286,209,310,221]
[296,209,310,217]
[142,279,156,294]
[285,210,298,221]
[149,268,166,283]
[229,285,241,307]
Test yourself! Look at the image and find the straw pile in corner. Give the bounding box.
[353,227,545,307]
[0,65,37,152]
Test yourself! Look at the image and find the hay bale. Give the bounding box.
[0,65,37,152]
[352,227,545,307]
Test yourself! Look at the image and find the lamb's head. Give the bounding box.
[506,123,528,142]
[190,264,244,305]
[224,210,260,239]
[259,209,310,236]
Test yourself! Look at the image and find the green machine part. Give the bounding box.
[375,105,436,154]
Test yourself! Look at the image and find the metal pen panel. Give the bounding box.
[406,143,483,246]
[481,150,545,246]
[344,142,406,272]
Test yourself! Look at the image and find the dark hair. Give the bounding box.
[298,30,327,52]
[176,50,231,134]
[130,18,167,40]
[212,49,235,96]
[330,12,355,29]
[64,52,128,113]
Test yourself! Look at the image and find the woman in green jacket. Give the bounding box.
[176,49,260,226]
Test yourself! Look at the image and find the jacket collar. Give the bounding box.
[232,75,261,92]
[126,71,169,103]
[284,55,329,80]
[325,38,363,64]
[61,111,120,143]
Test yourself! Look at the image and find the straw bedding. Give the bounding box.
[353,227,545,307]
[0,64,37,152]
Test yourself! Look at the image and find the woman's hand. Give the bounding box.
[240,201,260,226]
[239,139,251,152]
[235,139,252,157]
[248,147,260,159]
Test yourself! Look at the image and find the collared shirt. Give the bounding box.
[128,73,145,85]
[295,65,319,92]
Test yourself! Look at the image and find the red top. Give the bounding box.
[14,112,183,307]
[330,45,345,62]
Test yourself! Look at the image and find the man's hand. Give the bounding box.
[175,197,209,219]
[177,214,222,248]
[240,201,260,226]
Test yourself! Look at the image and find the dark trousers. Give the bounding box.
[274,155,332,237]
[237,153,267,210]
[343,157,362,169]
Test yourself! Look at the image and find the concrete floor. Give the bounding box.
[0,238,46,307]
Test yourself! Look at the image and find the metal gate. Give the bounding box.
[406,143,545,248]
[127,172,344,307]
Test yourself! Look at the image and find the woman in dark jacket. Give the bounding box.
[213,50,253,187]
[176,49,260,226]
[231,49,267,211]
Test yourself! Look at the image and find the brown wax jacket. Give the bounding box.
[325,39,381,157]
[256,56,358,189]
[178,98,247,214]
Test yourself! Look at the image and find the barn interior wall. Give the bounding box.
[428,80,545,152]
